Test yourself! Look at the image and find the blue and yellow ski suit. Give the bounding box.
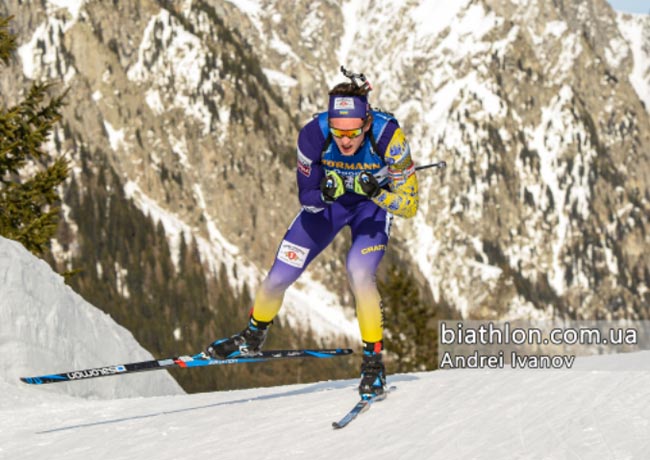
[251,110,419,345]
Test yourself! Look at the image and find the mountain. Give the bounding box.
[1,0,649,389]
[325,0,650,320]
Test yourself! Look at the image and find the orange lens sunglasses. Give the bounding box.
[329,120,367,139]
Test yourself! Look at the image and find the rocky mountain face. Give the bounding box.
[2,0,649,374]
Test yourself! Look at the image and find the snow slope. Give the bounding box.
[3,358,650,460]
[0,236,183,400]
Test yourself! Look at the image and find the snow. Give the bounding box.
[114,261,130,299]
[0,236,183,400]
[283,272,360,340]
[450,2,499,45]
[127,10,218,134]
[49,202,79,272]
[17,19,63,80]
[606,33,630,69]
[548,27,583,77]
[4,369,641,456]
[337,0,366,65]
[269,32,301,61]
[544,20,568,38]
[522,84,597,295]
[46,0,86,21]
[616,12,650,112]
[17,0,85,81]
[145,89,165,115]
[103,121,127,152]
[224,0,261,17]
[128,11,201,85]
[224,0,264,36]
[168,133,191,169]
[528,88,571,294]
[301,5,327,53]
[334,0,486,97]
[423,78,465,128]
[2,230,650,460]
[408,0,468,39]
[263,68,298,89]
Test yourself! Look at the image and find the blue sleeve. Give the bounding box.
[296,118,327,212]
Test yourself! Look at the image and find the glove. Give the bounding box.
[320,171,345,203]
[354,171,381,198]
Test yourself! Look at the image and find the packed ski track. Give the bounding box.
[3,364,650,459]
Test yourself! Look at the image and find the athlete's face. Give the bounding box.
[329,117,370,156]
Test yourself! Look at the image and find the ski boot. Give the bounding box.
[358,341,386,397]
[206,317,270,359]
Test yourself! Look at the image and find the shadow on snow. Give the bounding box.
[37,374,419,434]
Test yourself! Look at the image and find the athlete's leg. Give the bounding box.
[207,206,349,358]
[346,202,392,345]
[252,205,349,322]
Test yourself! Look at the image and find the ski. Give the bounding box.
[332,386,396,429]
[20,348,353,385]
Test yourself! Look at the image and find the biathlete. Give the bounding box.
[207,67,419,396]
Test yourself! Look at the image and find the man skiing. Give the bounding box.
[207,67,419,397]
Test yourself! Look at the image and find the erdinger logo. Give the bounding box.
[278,240,310,268]
[67,365,127,380]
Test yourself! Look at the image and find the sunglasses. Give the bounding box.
[329,120,367,139]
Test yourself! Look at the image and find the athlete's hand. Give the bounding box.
[354,171,381,198]
[320,171,345,203]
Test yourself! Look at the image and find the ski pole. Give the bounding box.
[415,160,446,171]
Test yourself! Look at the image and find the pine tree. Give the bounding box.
[0,16,17,64]
[0,15,69,255]
[379,262,441,373]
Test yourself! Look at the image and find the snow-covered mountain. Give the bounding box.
[330,0,650,320]
[1,0,649,368]
[0,236,183,399]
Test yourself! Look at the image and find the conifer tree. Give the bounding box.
[0,16,17,64]
[0,15,69,255]
[379,262,439,372]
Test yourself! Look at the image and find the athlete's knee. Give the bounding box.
[261,274,292,295]
[261,265,298,294]
[346,262,377,292]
